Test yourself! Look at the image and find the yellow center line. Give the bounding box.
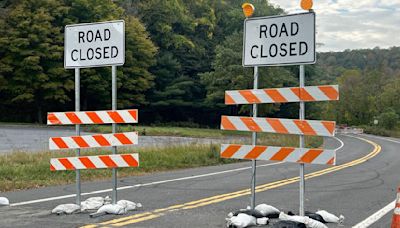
[82,136,380,228]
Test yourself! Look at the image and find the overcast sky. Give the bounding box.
[267,0,400,52]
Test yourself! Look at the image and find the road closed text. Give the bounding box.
[243,13,315,66]
[65,20,125,68]
[70,29,119,61]
[250,23,308,58]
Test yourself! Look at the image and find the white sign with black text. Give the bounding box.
[64,20,125,69]
[243,12,315,67]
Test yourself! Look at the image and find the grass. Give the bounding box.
[363,126,400,138]
[0,132,322,192]
[85,125,248,138]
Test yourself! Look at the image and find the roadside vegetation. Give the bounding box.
[0,131,321,192]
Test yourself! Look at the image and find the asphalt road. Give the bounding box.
[0,134,398,227]
[0,125,228,153]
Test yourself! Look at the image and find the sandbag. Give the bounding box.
[0,197,9,206]
[315,210,345,224]
[96,204,125,215]
[256,217,269,225]
[255,203,280,218]
[117,200,140,212]
[232,209,264,218]
[273,220,307,228]
[279,212,328,228]
[52,204,81,215]
[81,197,105,212]
[279,212,306,224]
[226,213,257,228]
[305,212,326,223]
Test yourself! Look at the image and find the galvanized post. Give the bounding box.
[251,66,259,209]
[112,65,118,204]
[75,68,81,205]
[299,65,305,216]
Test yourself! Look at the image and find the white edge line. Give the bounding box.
[334,136,345,151]
[10,136,345,207]
[352,200,395,228]
[10,162,282,206]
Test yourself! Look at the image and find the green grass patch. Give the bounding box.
[85,125,250,138]
[0,133,322,192]
[363,126,400,138]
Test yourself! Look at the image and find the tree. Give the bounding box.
[0,0,72,123]
[378,108,399,130]
[200,31,297,117]
[0,0,156,122]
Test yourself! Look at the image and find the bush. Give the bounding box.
[378,109,399,130]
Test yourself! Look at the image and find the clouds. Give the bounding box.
[267,0,400,51]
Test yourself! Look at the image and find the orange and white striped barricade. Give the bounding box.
[221,144,335,165]
[221,116,335,136]
[47,109,138,125]
[47,109,140,206]
[225,85,339,105]
[220,84,339,212]
[392,187,400,228]
[49,132,138,150]
[50,154,139,171]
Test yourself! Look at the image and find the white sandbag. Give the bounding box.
[226,213,257,228]
[104,196,112,205]
[256,217,269,225]
[81,197,105,212]
[52,204,81,214]
[117,200,138,212]
[279,212,307,224]
[0,197,9,206]
[279,212,328,228]
[255,203,280,216]
[305,216,328,228]
[316,210,345,224]
[96,204,125,215]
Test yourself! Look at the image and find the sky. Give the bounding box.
[267,0,400,52]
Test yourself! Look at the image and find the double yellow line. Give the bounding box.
[82,136,381,228]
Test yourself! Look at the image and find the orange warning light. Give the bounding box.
[242,3,255,18]
[301,0,313,10]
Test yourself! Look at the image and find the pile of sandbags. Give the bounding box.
[226,204,280,227]
[51,196,142,215]
[226,203,345,228]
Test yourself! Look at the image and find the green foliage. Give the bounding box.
[0,0,72,123]
[0,0,156,122]
[315,48,400,129]
[2,0,399,131]
[377,109,399,130]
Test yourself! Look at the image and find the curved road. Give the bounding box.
[0,134,398,227]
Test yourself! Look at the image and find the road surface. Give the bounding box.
[0,134,398,227]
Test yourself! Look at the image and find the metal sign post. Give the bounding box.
[111,65,117,204]
[299,64,305,216]
[75,68,81,205]
[250,66,258,209]
[60,20,126,207]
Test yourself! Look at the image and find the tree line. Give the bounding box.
[0,0,399,130]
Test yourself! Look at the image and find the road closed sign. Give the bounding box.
[243,12,315,67]
[64,20,125,68]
